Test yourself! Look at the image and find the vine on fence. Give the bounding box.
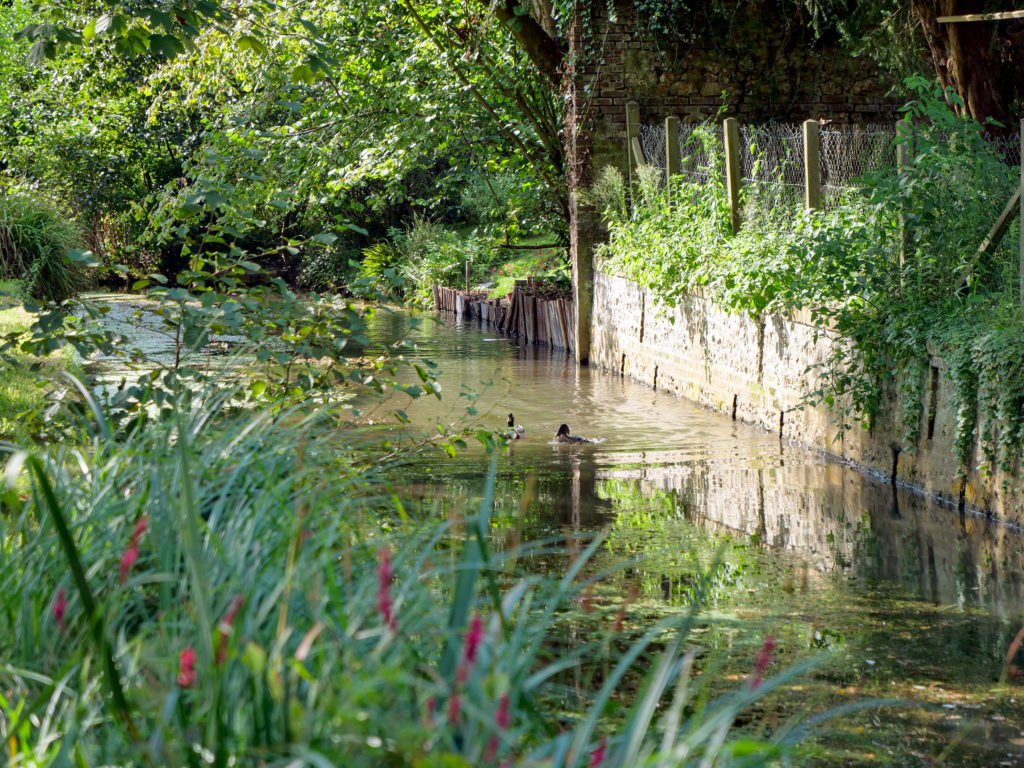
[593,83,1023,480]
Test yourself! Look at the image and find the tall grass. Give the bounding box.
[0,192,82,302]
[0,381,843,766]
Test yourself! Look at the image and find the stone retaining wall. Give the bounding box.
[591,270,1024,525]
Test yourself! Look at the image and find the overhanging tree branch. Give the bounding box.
[486,0,564,89]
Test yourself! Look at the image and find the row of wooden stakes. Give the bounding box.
[432,284,575,353]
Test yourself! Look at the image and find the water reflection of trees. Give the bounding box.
[596,459,1024,613]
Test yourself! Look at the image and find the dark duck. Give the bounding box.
[555,424,593,443]
[506,413,525,439]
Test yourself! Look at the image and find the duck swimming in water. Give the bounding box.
[506,413,525,439]
[554,424,592,443]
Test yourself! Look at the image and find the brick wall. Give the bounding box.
[568,0,901,189]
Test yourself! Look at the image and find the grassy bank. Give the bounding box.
[0,279,79,444]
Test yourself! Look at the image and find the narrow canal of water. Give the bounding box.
[374,308,1024,767]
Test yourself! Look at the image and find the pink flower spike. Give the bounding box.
[448,691,461,722]
[495,692,510,729]
[119,544,139,584]
[53,588,67,631]
[222,595,244,628]
[749,635,776,690]
[485,735,500,763]
[377,547,397,631]
[215,597,243,665]
[177,645,197,688]
[118,517,148,584]
[463,613,484,666]
[588,736,607,767]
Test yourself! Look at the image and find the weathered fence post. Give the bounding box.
[626,101,641,189]
[723,117,742,235]
[803,119,821,211]
[665,115,680,204]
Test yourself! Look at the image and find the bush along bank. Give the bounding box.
[593,87,1024,514]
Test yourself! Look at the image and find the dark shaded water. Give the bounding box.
[373,308,1024,766]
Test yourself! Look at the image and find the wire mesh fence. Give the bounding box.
[820,125,895,210]
[633,118,1021,220]
[739,123,804,222]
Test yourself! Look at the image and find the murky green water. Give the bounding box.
[374,309,1024,766]
[83,297,1024,764]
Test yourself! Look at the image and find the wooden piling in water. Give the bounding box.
[431,283,573,354]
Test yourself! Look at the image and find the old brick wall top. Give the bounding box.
[569,0,901,186]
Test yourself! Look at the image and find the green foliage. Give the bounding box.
[389,217,492,305]
[597,89,1023,476]
[486,248,571,299]
[0,0,567,286]
[577,164,628,223]
[0,192,82,302]
[357,239,406,300]
[0,280,81,443]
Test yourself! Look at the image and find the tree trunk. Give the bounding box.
[913,0,1015,130]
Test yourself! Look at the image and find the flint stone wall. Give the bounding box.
[591,269,1024,525]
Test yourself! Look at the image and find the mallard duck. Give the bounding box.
[555,424,591,443]
[506,413,525,439]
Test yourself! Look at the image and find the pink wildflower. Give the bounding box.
[424,697,437,726]
[464,614,484,665]
[448,691,461,722]
[589,736,607,767]
[455,613,485,686]
[53,587,67,631]
[495,692,510,729]
[485,736,500,762]
[485,692,512,759]
[749,635,776,690]
[177,645,197,687]
[377,547,397,631]
[119,516,148,584]
[119,545,139,584]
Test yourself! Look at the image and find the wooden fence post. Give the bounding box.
[723,117,741,235]
[626,101,640,189]
[803,119,821,211]
[665,115,680,204]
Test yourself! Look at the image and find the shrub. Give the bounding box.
[0,192,82,302]
[392,216,493,305]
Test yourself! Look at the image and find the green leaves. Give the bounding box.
[236,34,267,55]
